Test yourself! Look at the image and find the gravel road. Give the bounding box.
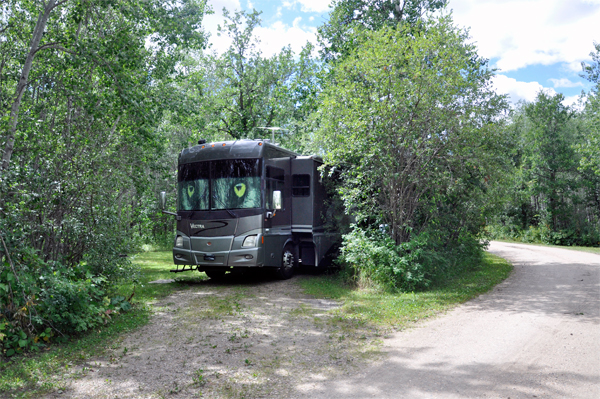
[298,241,600,399]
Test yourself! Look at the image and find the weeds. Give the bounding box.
[300,253,512,329]
[191,368,205,387]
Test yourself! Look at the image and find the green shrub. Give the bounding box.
[36,269,107,333]
[83,222,140,284]
[1,243,132,358]
[338,226,486,292]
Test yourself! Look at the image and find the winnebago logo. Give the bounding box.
[190,223,205,229]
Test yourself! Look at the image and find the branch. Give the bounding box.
[0,23,11,34]
[50,0,70,11]
[34,43,76,56]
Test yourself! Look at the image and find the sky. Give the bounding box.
[202,0,600,106]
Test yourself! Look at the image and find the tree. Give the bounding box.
[201,9,319,143]
[315,16,508,245]
[522,92,577,232]
[491,91,599,246]
[0,0,209,258]
[576,43,600,235]
[0,0,209,344]
[578,42,600,177]
[318,0,447,62]
[0,0,208,171]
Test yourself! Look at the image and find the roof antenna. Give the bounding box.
[257,127,282,143]
[198,139,206,145]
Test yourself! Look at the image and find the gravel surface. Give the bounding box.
[44,274,383,399]
[299,241,600,398]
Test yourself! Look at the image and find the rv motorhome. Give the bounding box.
[159,139,340,279]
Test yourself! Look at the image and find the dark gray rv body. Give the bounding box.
[171,139,338,278]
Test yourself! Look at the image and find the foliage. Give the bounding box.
[489,84,600,246]
[522,92,576,231]
[192,9,320,148]
[0,238,133,358]
[0,0,208,358]
[315,16,509,249]
[338,226,485,291]
[577,42,600,177]
[318,0,447,63]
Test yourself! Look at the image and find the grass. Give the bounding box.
[492,238,600,255]
[299,253,513,329]
[0,251,206,398]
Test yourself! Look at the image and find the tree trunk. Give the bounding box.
[2,0,57,170]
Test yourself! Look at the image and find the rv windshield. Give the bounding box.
[178,159,261,211]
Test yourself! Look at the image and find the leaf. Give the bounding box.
[6,349,15,357]
[18,339,28,348]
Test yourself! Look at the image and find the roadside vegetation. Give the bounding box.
[0,251,200,396]
[301,252,512,329]
[487,46,600,247]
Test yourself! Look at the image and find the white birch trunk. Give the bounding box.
[2,0,57,170]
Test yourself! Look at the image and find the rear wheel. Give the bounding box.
[276,244,295,280]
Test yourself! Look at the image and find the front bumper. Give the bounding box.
[173,246,263,267]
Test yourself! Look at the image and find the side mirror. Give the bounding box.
[159,191,180,219]
[273,190,282,210]
[159,191,167,210]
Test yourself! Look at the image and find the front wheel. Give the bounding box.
[275,245,295,280]
[205,269,226,280]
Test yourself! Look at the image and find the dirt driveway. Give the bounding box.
[44,273,383,399]
[45,242,600,398]
[299,242,600,398]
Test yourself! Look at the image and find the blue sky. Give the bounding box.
[203,0,600,106]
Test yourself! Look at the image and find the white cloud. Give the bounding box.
[492,75,585,107]
[203,0,242,52]
[549,78,584,88]
[564,61,584,73]
[203,0,318,56]
[447,0,600,72]
[254,21,317,56]
[492,75,557,104]
[283,0,332,13]
[563,94,586,109]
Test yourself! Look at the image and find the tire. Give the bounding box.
[205,269,226,280]
[275,244,296,280]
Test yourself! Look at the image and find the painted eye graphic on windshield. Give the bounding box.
[187,185,195,197]
[234,183,246,197]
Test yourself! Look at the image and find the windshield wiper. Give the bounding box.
[212,194,237,218]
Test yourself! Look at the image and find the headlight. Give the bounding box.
[175,235,184,248]
[242,235,257,248]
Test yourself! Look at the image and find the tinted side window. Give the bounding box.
[292,174,310,197]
